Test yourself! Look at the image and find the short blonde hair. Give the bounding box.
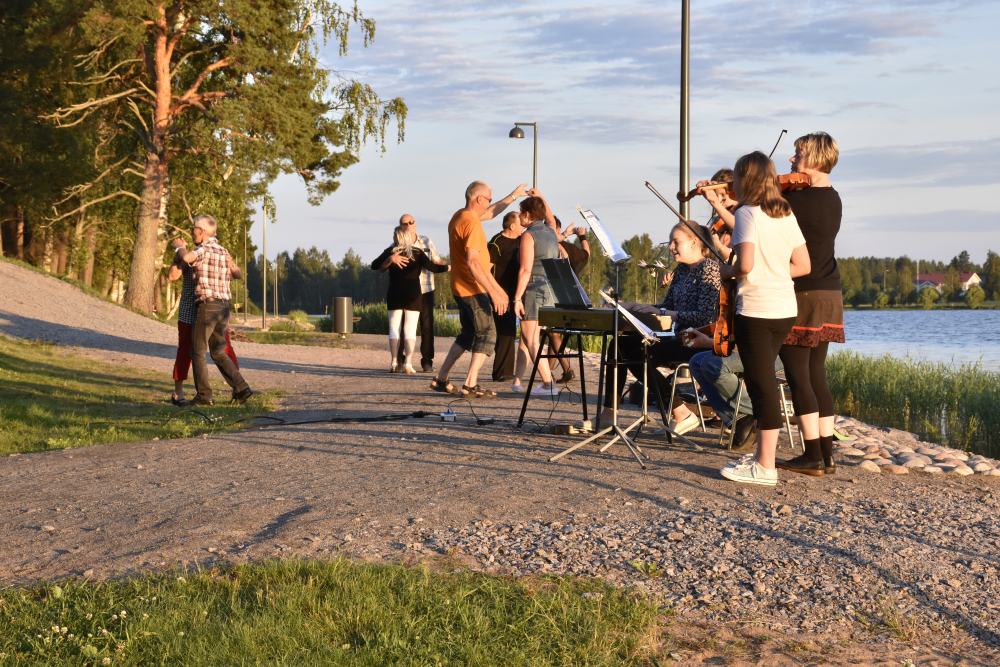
[193,214,217,237]
[794,132,838,173]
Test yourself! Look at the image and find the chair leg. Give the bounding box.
[779,383,795,452]
[726,379,745,450]
[685,364,706,431]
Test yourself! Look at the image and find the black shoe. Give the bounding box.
[171,396,189,407]
[232,387,253,404]
[824,456,837,475]
[730,414,757,451]
[187,397,214,407]
[776,455,825,477]
[556,369,576,385]
[421,363,433,373]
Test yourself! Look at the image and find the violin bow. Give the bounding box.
[645,181,728,266]
[768,129,788,160]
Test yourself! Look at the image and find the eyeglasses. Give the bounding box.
[479,195,492,203]
[401,221,415,226]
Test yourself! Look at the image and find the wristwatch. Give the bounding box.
[659,308,666,316]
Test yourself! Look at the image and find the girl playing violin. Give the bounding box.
[720,151,811,486]
[775,132,845,477]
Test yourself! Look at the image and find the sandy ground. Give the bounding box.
[2,259,999,666]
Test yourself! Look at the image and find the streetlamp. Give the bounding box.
[508,122,537,189]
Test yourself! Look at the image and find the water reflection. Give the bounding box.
[839,310,1000,369]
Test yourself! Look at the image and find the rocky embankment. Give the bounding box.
[832,416,1000,476]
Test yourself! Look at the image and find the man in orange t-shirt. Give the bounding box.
[430,180,528,397]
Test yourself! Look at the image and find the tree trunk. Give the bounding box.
[15,207,24,260]
[42,228,54,272]
[83,230,97,285]
[101,267,115,296]
[56,229,70,275]
[123,154,167,312]
[66,213,87,279]
[154,272,165,313]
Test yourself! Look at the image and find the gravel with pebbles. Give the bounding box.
[3,259,1000,664]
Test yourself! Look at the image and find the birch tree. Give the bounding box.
[45,0,406,312]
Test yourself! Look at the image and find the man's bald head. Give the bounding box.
[399,214,415,225]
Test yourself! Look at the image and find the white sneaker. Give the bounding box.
[530,382,559,396]
[724,454,756,469]
[510,381,524,393]
[667,412,700,435]
[720,457,778,486]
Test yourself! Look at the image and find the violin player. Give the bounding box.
[719,151,811,486]
[774,132,845,477]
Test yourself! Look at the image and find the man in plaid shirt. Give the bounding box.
[179,215,253,406]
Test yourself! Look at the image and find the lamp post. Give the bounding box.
[508,122,537,189]
[679,0,690,220]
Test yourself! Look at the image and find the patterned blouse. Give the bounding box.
[658,259,722,333]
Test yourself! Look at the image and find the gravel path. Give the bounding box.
[2,259,999,666]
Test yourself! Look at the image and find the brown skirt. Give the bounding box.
[783,289,845,347]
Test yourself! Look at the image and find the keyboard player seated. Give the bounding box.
[597,222,721,435]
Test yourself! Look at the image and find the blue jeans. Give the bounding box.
[689,349,784,427]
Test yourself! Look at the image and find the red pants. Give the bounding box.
[174,321,239,381]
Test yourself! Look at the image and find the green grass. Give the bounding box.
[826,350,1000,457]
[0,337,280,456]
[315,303,461,338]
[243,332,370,347]
[0,559,661,666]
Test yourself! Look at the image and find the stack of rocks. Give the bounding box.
[830,416,1000,477]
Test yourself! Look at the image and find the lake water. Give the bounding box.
[839,310,1000,369]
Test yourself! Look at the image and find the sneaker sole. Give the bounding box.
[720,467,777,486]
[774,463,825,477]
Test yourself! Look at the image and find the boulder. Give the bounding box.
[973,461,995,472]
[921,466,944,474]
[857,460,882,473]
[950,466,974,476]
[901,459,926,468]
[882,465,909,474]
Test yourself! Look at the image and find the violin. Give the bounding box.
[646,181,736,357]
[779,172,810,191]
[676,182,730,203]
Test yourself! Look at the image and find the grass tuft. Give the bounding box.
[0,336,280,456]
[0,559,660,665]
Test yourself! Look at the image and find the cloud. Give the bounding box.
[839,137,1000,186]
[854,209,1000,232]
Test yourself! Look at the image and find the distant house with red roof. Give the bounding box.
[913,272,981,294]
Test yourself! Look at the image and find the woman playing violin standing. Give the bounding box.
[720,151,811,486]
[774,132,845,477]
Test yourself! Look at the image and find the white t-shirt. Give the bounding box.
[731,205,806,319]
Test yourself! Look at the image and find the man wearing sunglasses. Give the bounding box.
[430,180,528,397]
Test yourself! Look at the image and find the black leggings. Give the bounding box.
[603,335,697,410]
[778,342,834,418]
[734,314,795,430]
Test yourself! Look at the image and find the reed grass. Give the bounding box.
[351,302,461,337]
[826,350,1000,457]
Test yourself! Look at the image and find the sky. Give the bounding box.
[251,0,1000,268]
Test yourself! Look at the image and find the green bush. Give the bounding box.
[433,310,461,337]
[965,284,986,309]
[917,285,940,309]
[354,302,390,334]
[288,309,309,322]
[316,316,333,332]
[268,320,304,332]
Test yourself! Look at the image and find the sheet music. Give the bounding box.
[598,290,658,343]
[576,207,629,263]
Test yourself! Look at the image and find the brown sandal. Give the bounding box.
[462,384,497,398]
[430,378,460,395]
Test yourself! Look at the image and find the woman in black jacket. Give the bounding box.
[371,226,450,373]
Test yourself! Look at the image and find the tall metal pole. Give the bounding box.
[243,225,248,324]
[273,259,278,317]
[262,211,267,330]
[679,0,690,220]
[532,124,537,189]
